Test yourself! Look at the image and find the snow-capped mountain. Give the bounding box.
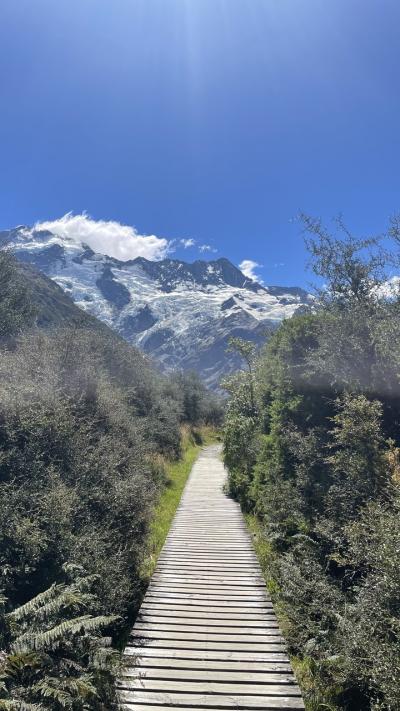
[1,226,312,388]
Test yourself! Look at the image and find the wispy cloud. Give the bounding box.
[180,238,196,248]
[35,212,172,261]
[199,244,217,254]
[239,259,263,283]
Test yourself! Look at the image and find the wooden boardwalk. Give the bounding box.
[118,444,304,710]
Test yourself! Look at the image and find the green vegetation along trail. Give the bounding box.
[117,444,304,710]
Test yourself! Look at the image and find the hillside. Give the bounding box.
[16,260,114,334]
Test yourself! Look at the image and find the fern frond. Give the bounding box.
[0,701,45,711]
[12,616,89,653]
[33,678,73,708]
[58,658,84,674]
[59,675,97,699]
[8,586,94,629]
[2,652,42,678]
[0,700,13,710]
[29,589,92,622]
[12,615,118,652]
[98,636,112,648]
[91,645,120,671]
[7,585,62,622]
[33,673,97,706]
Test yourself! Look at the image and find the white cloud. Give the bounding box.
[180,238,196,248]
[35,212,171,261]
[199,244,217,254]
[239,259,263,283]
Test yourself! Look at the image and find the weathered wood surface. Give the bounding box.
[118,444,304,711]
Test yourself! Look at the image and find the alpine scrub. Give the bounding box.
[0,251,222,710]
[223,217,400,711]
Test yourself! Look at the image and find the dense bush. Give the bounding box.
[0,327,171,613]
[0,251,36,341]
[0,253,220,708]
[223,218,400,710]
[169,370,224,428]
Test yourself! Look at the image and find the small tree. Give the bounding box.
[301,213,388,308]
[226,337,257,415]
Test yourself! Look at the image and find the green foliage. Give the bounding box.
[224,217,400,710]
[0,253,220,707]
[0,568,119,710]
[0,252,36,340]
[170,370,224,428]
[0,328,165,616]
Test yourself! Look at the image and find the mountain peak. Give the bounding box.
[1,222,311,389]
[129,255,262,293]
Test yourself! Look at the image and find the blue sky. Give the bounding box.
[1,0,400,286]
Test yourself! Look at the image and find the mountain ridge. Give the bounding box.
[2,225,312,388]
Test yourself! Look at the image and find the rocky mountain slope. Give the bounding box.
[15,261,115,335]
[1,226,312,388]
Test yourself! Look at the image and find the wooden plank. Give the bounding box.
[144,594,270,604]
[124,648,289,662]
[118,446,304,711]
[134,626,279,638]
[125,657,291,670]
[151,580,265,587]
[162,552,254,558]
[162,552,256,557]
[147,587,267,594]
[121,706,302,711]
[157,563,260,567]
[150,579,266,585]
[118,691,305,709]
[120,669,294,681]
[118,679,301,695]
[158,554,258,559]
[131,631,283,644]
[152,571,264,578]
[137,616,278,627]
[157,558,258,563]
[146,591,268,599]
[120,703,304,710]
[139,608,273,618]
[141,599,274,619]
[128,640,285,651]
[152,567,261,574]
[151,571,264,579]
[134,617,278,635]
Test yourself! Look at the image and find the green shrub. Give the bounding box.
[223,217,400,709]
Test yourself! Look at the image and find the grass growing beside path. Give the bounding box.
[142,426,220,579]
